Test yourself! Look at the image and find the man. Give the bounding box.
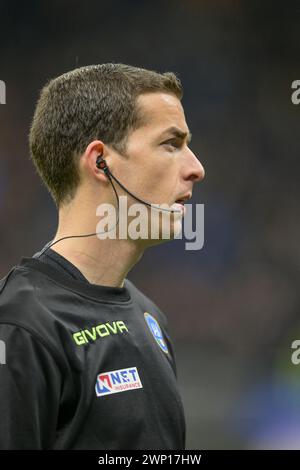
[0,64,205,449]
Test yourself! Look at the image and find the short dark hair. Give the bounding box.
[29,63,183,207]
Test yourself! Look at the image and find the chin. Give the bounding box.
[141,219,183,248]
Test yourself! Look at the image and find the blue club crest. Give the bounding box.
[144,312,169,354]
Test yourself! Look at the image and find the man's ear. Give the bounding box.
[80,140,110,183]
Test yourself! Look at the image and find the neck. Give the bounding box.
[51,235,143,288]
[51,207,144,288]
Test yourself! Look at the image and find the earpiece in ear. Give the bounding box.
[96,155,109,174]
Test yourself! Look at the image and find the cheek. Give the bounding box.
[126,147,180,198]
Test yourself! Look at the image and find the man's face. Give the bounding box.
[111,92,205,245]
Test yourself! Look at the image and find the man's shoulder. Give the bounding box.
[0,263,70,377]
[0,261,48,326]
[0,262,35,300]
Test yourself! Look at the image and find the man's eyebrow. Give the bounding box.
[159,126,192,144]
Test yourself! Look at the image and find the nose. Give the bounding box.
[185,149,205,183]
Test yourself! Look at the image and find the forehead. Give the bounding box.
[135,92,189,136]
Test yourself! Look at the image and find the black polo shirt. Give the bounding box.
[0,247,186,449]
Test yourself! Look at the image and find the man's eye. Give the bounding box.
[162,139,180,149]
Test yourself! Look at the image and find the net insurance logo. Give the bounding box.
[95,367,143,397]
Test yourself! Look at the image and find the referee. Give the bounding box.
[0,64,204,449]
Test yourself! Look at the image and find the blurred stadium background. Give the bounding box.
[0,0,300,449]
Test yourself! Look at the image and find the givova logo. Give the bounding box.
[73,320,128,346]
[95,367,143,397]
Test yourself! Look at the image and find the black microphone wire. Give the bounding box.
[36,167,181,258]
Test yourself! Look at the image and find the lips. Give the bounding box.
[175,193,192,205]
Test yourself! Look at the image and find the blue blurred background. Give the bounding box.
[1,0,300,449]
